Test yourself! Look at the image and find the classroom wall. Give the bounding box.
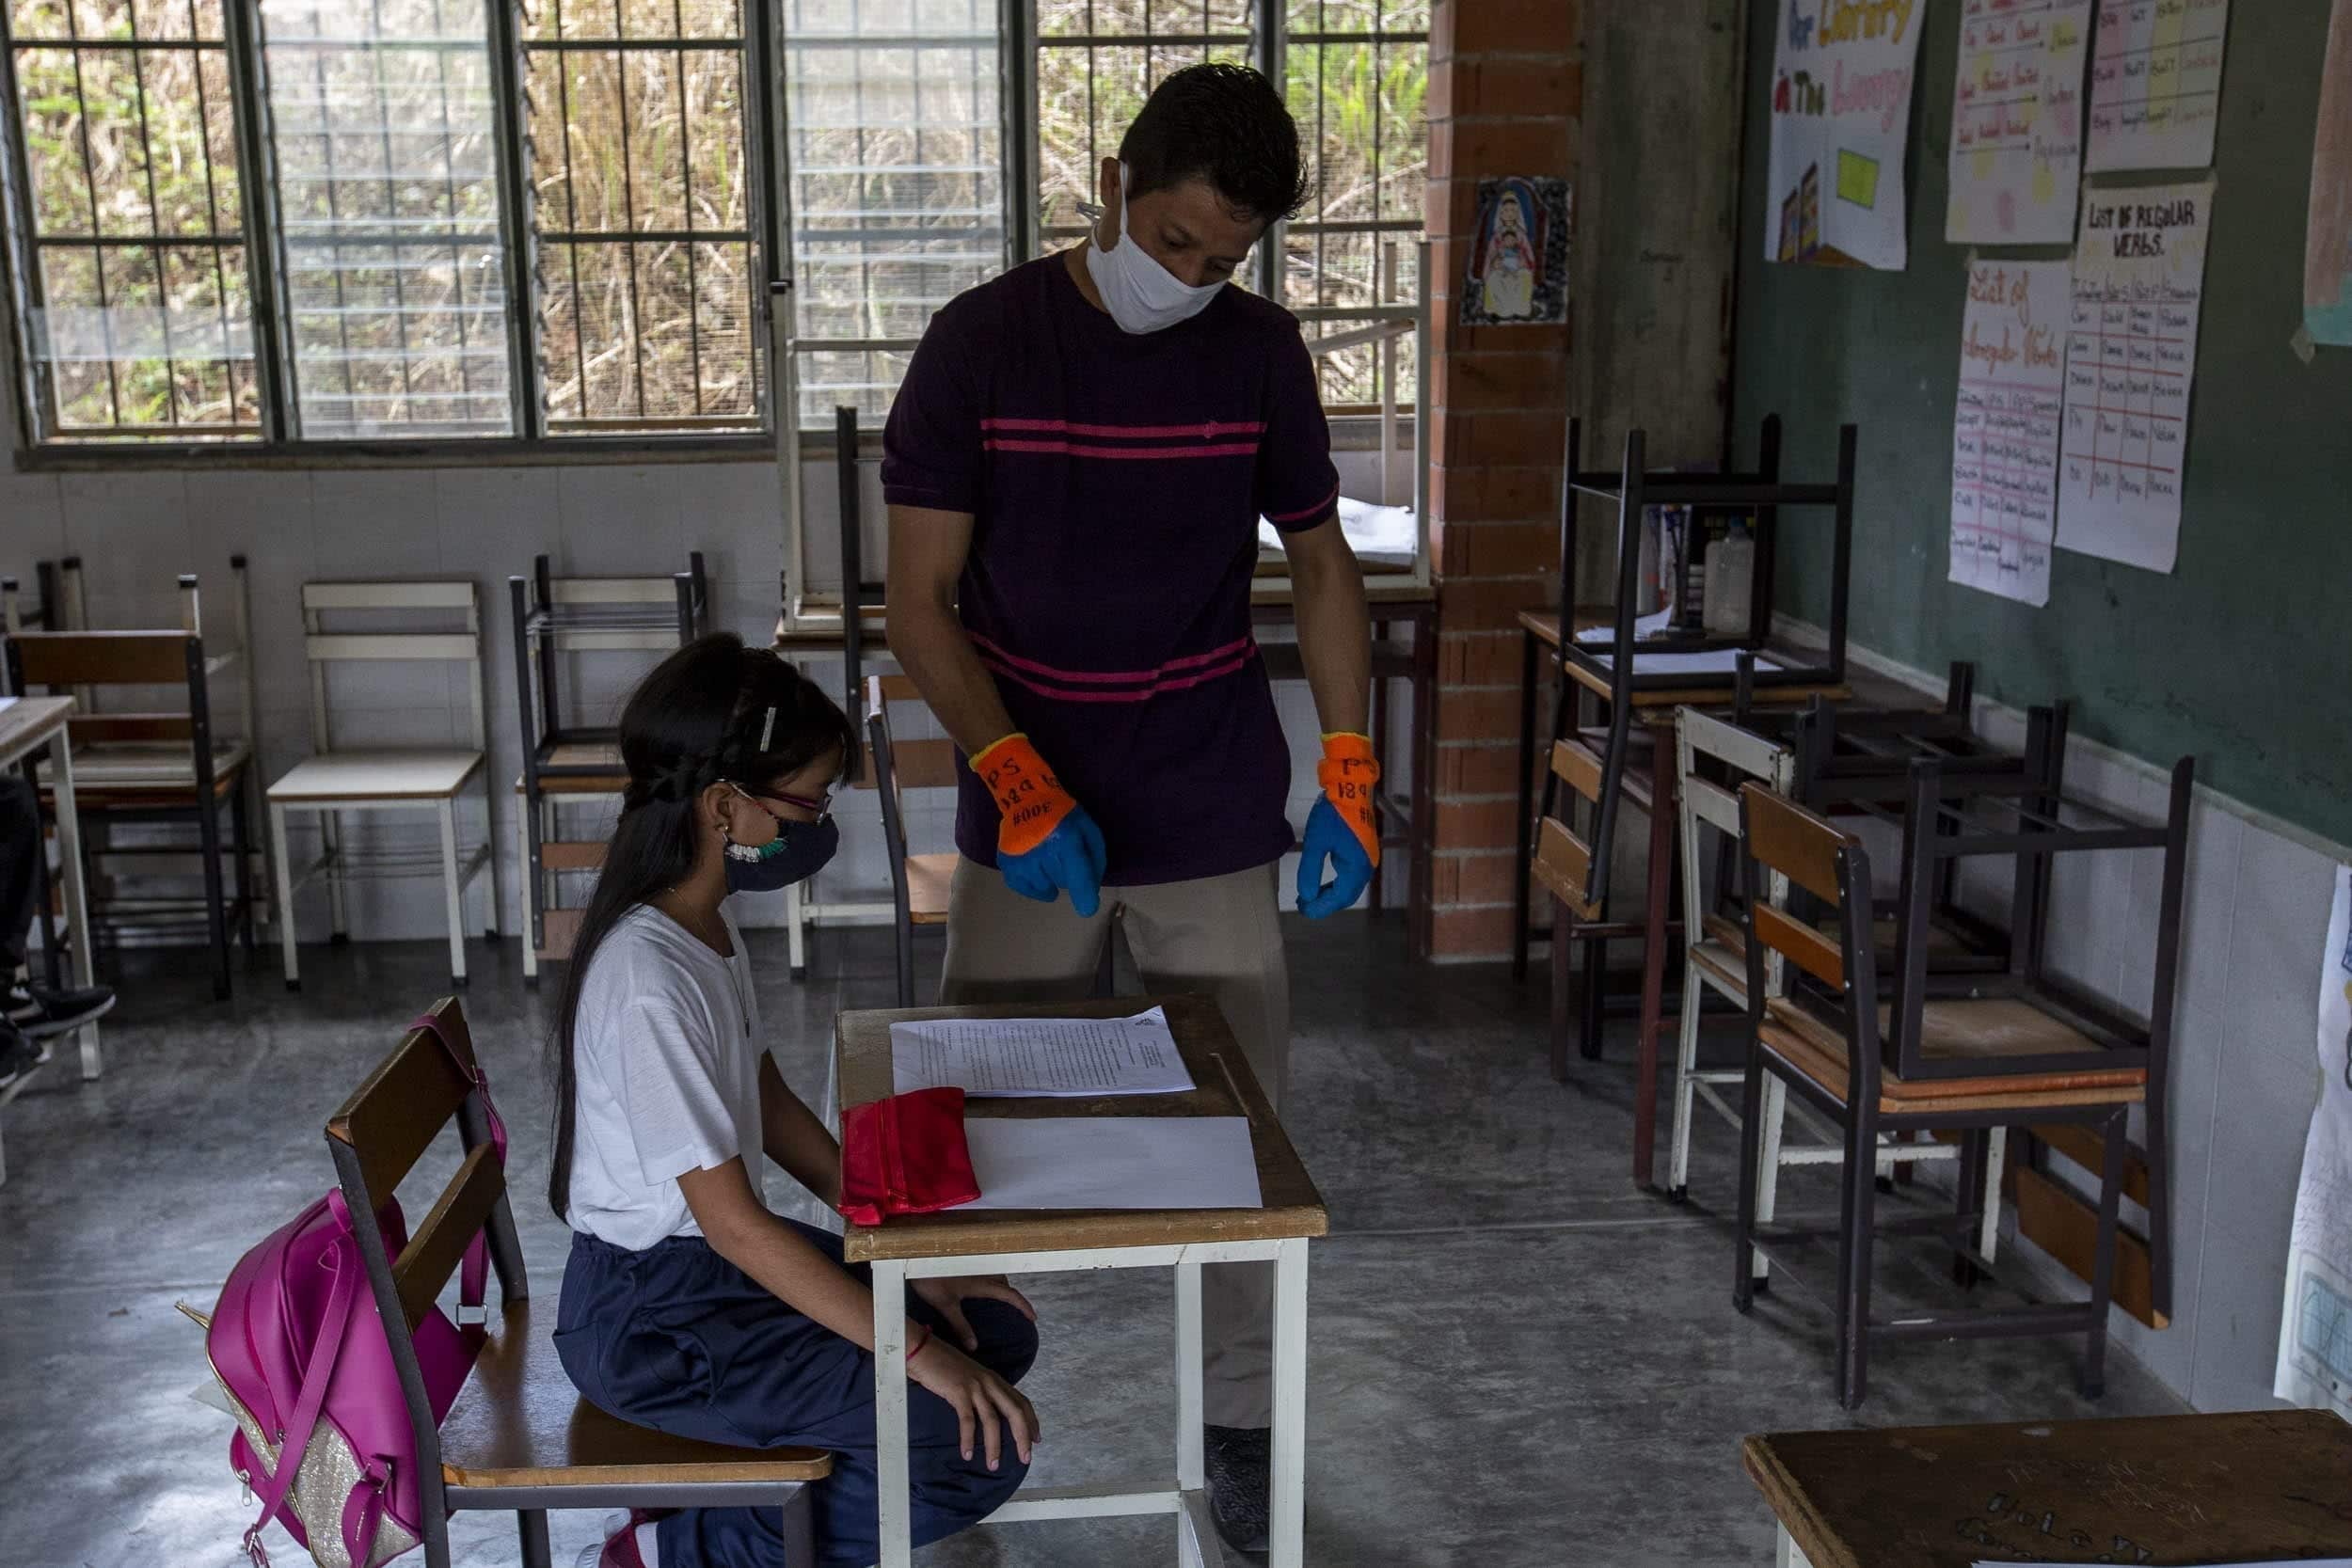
[0,441,1399,953]
[1733,3,2352,1412]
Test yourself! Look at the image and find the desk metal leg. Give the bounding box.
[872,1259,914,1568]
[272,803,301,990]
[1512,627,1538,981]
[1268,1237,1309,1568]
[1632,726,1676,1188]
[1176,1259,1204,1491]
[51,741,100,1080]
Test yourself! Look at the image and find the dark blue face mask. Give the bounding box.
[722,785,840,895]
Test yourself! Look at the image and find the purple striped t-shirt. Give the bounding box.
[881,255,1340,886]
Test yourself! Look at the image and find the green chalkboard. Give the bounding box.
[1734,0,2352,846]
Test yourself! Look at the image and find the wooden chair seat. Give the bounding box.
[64,739,250,792]
[1701,910,1970,962]
[514,772,630,799]
[271,749,484,803]
[1575,727,1654,809]
[1760,997,2145,1114]
[439,1301,833,1490]
[906,852,955,926]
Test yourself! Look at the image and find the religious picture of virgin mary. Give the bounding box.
[1462,175,1569,325]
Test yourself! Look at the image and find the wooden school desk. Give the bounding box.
[1745,1410,2352,1567]
[0,697,101,1185]
[835,994,1330,1568]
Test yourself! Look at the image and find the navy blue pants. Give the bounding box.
[554,1225,1039,1567]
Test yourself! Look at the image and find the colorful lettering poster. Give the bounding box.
[2308,0,2352,346]
[2276,865,2352,1420]
[1947,0,2094,244]
[1766,0,1927,270]
[1950,260,2072,606]
[2057,180,2214,573]
[2086,0,2231,172]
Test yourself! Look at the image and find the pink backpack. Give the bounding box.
[198,1016,505,1568]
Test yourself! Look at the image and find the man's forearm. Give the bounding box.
[1293,546,1372,737]
[886,593,1021,758]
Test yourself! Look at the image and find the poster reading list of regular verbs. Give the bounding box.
[1947,0,2093,245]
[2086,0,2231,172]
[1766,0,1926,270]
[2276,864,2352,1421]
[2057,181,2214,574]
[1950,260,2072,606]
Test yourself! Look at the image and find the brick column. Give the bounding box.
[1424,0,1580,959]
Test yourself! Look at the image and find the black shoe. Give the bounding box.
[1203,1424,1271,1556]
[0,1024,44,1090]
[6,980,115,1040]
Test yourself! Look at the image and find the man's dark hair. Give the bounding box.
[1118,63,1311,225]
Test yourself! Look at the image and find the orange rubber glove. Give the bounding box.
[1298,732,1380,919]
[971,733,1105,914]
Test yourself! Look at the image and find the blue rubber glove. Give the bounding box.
[1296,795,1375,919]
[998,807,1107,917]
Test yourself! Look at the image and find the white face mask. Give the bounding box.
[1083,164,1227,335]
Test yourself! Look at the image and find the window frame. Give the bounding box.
[0,0,1418,463]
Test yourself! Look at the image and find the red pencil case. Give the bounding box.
[836,1086,981,1227]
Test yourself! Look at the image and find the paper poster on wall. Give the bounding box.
[2086,0,2231,172]
[2307,0,2352,346]
[1765,0,1926,270]
[2276,865,2352,1421]
[1947,0,2093,245]
[2056,180,2213,573]
[1950,260,2071,606]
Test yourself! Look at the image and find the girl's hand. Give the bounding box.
[911,1274,1036,1352]
[907,1339,1041,1470]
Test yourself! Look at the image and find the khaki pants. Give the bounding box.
[940,858,1290,1428]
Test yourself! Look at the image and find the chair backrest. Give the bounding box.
[1534,733,1609,915]
[861,673,958,906]
[1675,706,1795,994]
[511,552,709,754]
[324,1000,524,1472]
[301,580,487,755]
[4,626,223,782]
[1738,782,1883,1098]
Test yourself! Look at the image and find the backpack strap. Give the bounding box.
[408,1011,507,1166]
[241,1232,364,1568]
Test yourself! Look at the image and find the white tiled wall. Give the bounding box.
[3,451,1411,950]
[1843,641,2343,1415]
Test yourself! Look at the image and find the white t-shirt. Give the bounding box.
[564,904,766,1250]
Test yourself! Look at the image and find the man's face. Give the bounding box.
[1096,155,1265,289]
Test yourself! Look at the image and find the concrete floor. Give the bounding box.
[0,914,2177,1567]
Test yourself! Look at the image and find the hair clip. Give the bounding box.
[758,705,777,752]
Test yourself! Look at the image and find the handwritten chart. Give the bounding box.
[1950,261,2071,606]
[2057,181,2214,574]
[2086,0,2231,172]
[1947,0,2093,245]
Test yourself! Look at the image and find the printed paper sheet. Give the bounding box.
[2056,180,2213,574]
[1947,0,2093,245]
[1951,260,2071,606]
[2277,865,2352,1420]
[2086,0,2231,172]
[1765,0,1927,270]
[889,1007,1194,1099]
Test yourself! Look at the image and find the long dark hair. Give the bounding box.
[548,633,859,1221]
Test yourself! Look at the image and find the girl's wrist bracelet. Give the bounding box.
[903,1324,932,1368]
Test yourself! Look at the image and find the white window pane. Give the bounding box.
[782,0,1006,429]
[258,0,517,438]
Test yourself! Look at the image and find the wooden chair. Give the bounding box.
[3,575,259,1000]
[511,554,708,982]
[861,675,958,1008]
[325,999,829,1566]
[1730,777,2176,1408]
[268,581,501,991]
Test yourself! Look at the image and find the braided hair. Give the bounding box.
[548,632,858,1222]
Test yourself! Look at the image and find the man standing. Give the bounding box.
[882,63,1375,1552]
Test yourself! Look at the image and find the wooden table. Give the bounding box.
[837,994,1329,1568]
[1745,1410,2352,1567]
[779,582,1439,972]
[0,696,101,1184]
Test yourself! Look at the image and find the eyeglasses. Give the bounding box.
[729,782,831,819]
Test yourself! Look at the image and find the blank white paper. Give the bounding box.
[1587,649,1788,676]
[960,1117,1263,1211]
[890,1006,1195,1098]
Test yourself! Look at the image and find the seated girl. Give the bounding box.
[551,634,1041,1568]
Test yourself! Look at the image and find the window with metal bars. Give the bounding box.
[1,0,261,439]
[776,0,1006,430]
